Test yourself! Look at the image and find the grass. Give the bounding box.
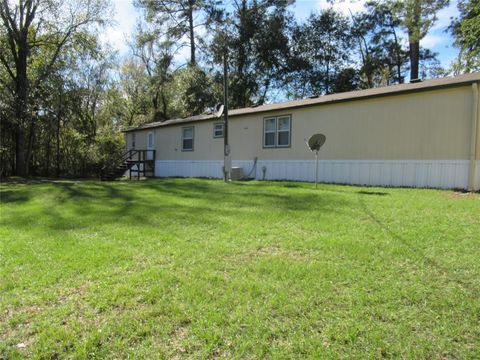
[1,178,479,359]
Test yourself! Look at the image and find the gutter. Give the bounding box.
[468,82,479,191]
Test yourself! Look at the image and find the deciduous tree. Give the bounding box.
[450,0,480,73]
[383,0,449,80]
[0,0,110,175]
[286,9,354,97]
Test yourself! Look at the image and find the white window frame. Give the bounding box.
[263,115,291,148]
[276,116,291,147]
[131,133,136,149]
[213,122,224,138]
[182,126,194,151]
[147,131,154,148]
[263,117,277,148]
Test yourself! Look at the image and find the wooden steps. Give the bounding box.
[100,163,131,181]
[101,150,156,181]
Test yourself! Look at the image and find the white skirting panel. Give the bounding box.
[154,160,256,179]
[155,159,476,189]
[475,160,480,190]
[155,160,223,178]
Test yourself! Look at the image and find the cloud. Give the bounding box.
[316,0,368,15]
[102,0,139,56]
[431,2,458,31]
[174,40,192,65]
[421,34,443,48]
[292,0,368,22]
[106,0,457,69]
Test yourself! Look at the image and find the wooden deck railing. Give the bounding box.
[101,149,156,180]
[124,149,156,163]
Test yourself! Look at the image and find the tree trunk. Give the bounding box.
[188,0,196,65]
[2,0,40,176]
[390,26,403,84]
[56,114,61,178]
[325,61,330,95]
[409,39,420,80]
[408,0,421,81]
[161,91,168,120]
[235,0,248,108]
[15,127,27,176]
[25,119,36,176]
[45,129,51,176]
[14,84,28,176]
[13,29,30,176]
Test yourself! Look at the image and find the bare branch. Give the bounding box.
[0,52,16,81]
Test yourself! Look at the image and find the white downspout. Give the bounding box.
[468,82,479,191]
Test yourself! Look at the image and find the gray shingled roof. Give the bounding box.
[124,72,480,132]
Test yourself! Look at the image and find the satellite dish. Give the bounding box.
[307,133,326,152]
[305,133,326,189]
[215,104,224,118]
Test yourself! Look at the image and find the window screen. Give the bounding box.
[263,115,291,148]
[213,123,224,138]
[182,127,194,151]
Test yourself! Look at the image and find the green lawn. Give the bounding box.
[1,178,479,359]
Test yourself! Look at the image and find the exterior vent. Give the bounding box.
[308,95,319,99]
[410,78,422,83]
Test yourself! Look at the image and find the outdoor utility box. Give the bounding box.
[230,167,244,181]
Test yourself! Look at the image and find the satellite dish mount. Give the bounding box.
[305,133,326,189]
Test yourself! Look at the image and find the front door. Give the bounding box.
[147,132,154,160]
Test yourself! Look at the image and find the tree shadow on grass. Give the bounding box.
[357,190,389,196]
[1,178,96,204]
[358,194,478,296]
[2,178,353,233]
[0,190,31,204]
[144,179,350,213]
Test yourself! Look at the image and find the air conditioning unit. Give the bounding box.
[230,167,244,181]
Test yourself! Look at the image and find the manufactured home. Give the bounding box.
[123,73,480,190]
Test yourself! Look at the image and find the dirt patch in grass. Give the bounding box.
[447,188,480,199]
[168,320,191,358]
[227,244,314,265]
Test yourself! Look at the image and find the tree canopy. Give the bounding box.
[450,0,480,73]
[0,0,471,178]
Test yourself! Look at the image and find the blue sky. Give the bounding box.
[105,0,460,69]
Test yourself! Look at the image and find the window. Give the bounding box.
[131,133,136,149]
[213,123,224,138]
[147,132,154,148]
[264,117,276,147]
[277,116,290,146]
[182,127,194,151]
[263,115,291,148]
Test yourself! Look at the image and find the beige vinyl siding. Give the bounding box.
[127,85,474,162]
[476,83,480,160]
[156,123,223,160]
[127,131,148,150]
